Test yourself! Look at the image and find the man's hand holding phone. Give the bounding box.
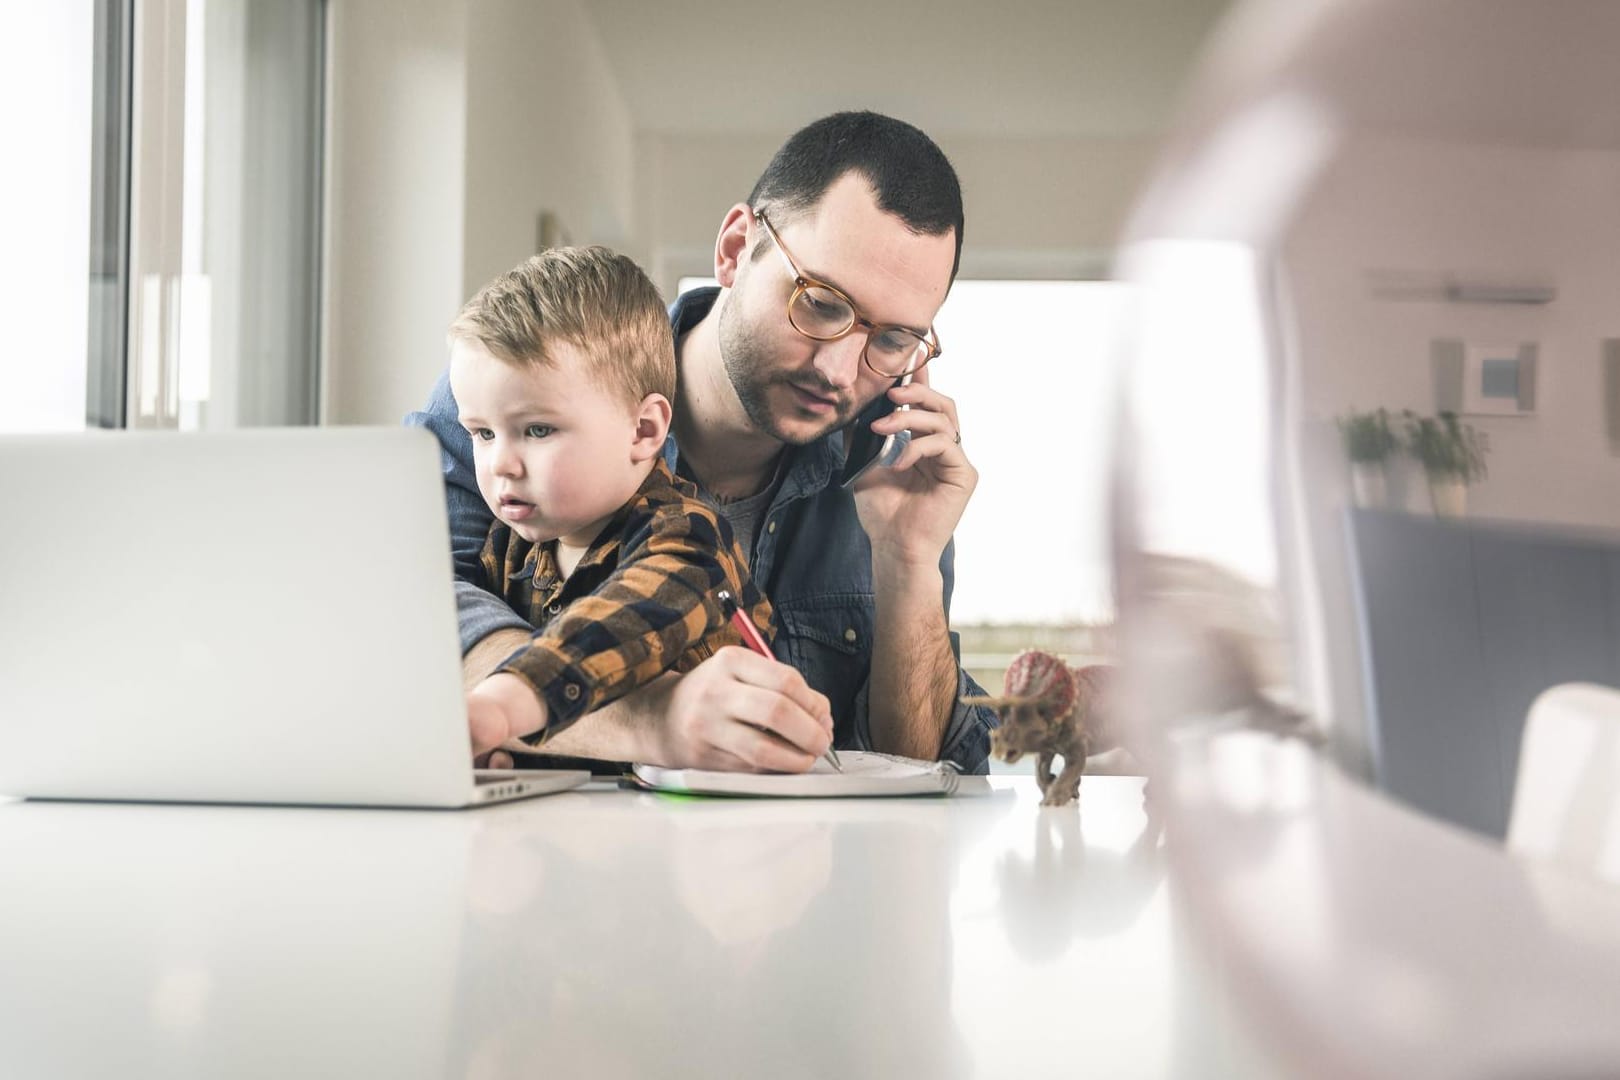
[839,372,914,489]
[848,366,977,571]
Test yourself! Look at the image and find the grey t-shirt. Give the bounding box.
[691,468,780,567]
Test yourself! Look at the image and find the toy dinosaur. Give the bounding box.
[965,627,1322,809]
[964,650,1117,807]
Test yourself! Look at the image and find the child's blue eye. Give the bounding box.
[469,428,494,442]
[525,424,555,439]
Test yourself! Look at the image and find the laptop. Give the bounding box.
[0,427,589,808]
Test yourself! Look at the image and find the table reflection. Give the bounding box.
[0,781,1276,1079]
[0,800,473,1079]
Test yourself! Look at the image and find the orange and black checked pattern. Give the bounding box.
[480,458,774,738]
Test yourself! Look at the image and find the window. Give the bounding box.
[929,281,1125,755]
[0,0,323,435]
[128,0,324,430]
[0,2,102,432]
[932,281,1123,627]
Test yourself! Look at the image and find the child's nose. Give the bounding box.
[491,439,523,476]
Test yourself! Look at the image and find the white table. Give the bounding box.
[1159,733,1620,1080]
[0,777,1277,1079]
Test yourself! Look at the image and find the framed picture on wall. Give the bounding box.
[1462,342,1536,415]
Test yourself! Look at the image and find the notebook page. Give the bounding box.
[803,752,947,778]
[632,751,984,798]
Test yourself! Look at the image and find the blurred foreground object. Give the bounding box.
[1113,0,1620,1075]
[1508,682,1620,886]
[1116,0,1620,833]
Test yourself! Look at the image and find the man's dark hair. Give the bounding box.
[747,111,964,280]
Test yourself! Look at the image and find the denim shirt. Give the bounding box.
[406,287,997,773]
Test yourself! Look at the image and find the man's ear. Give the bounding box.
[714,204,753,289]
[629,393,673,463]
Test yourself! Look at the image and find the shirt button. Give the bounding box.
[767,519,777,534]
[563,684,581,701]
[844,628,857,643]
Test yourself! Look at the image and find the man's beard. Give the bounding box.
[719,299,857,445]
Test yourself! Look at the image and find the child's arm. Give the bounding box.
[491,503,772,745]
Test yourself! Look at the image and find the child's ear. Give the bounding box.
[714,204,753,289]
[629,393,673,463]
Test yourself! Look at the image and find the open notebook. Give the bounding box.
[630,750,990,798]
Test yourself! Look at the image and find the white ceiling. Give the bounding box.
[579,0,1236,139]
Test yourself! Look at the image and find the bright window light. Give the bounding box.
[936,281,1124,625]
[1122,239,1277,589]
[0,3,95,432]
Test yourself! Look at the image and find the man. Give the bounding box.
[409,111,998,773]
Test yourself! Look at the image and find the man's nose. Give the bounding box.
[810,334,865,391]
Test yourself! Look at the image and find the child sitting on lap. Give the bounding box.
[448,246,772,754]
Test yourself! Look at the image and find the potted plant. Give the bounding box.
[1337,407,1399,508]
[1402,410,1488,517]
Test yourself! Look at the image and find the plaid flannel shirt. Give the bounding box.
[483,458,773,740]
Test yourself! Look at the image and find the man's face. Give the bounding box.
[718,173,955,445]
[450,339,645,548]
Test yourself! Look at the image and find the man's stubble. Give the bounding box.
[717,291,858,447]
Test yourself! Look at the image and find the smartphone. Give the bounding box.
[838,372,913,489]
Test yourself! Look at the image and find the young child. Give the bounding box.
[448,246,774,755]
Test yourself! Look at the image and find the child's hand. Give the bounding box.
[466,673,548,759]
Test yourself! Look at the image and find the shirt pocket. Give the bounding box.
[774,594,874,722]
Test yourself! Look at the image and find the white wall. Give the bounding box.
[1281,133,1620,772]
[324,6,1165,422]
[1290,135,1620,526]
[461,0,635,295]
[638,131,1159,296]
[635,132,777,292]
[324,0,635,425]
[948,135,1160,278]
[323,0,468,426]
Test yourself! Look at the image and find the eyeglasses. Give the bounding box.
[752,207,943,379]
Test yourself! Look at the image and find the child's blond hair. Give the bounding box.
[449,246,674,407]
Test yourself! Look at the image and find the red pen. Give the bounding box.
[717,589,841,772]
